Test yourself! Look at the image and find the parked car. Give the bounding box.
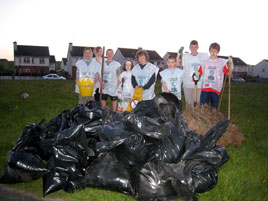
[232,77,245,82]
[43,74,66,80]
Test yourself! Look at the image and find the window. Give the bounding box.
[19,57,21,63]
[40,58,45,64]
[32,58,34,64]
[24,57,30,63]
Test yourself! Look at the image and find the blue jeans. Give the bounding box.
[200,91,219,108]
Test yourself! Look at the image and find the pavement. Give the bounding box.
[0,184,65,201]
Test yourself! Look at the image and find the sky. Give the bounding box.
[0,0,267,65]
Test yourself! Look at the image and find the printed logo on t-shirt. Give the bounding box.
[191,63,200,72]
[103,73,108,84]
[170,77,178,92]
[207,66,216,82]
[137,75,147,86]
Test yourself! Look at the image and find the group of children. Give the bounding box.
[75,40,229,111]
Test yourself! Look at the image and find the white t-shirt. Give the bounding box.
[75,59,98,94]
[102,60,121,96]
[89,57,106,89]
[183,52,209,88]
[160,68,184,100]
[132,63,159,100]
[199,58,228,94]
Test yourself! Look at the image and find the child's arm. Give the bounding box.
[162,81,171,93]
[76,66,79,83]
[116,68,121,87]
[176,54,181,67]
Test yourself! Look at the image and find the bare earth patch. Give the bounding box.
[182,105,245,147]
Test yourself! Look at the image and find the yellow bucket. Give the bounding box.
[78,78,95,97]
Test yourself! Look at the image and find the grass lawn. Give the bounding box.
[0,80,268,201]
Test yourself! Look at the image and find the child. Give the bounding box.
[160,55,184,103]
[101,49,121,111]
[178,40,209,108]
[90,46,105,102]
[117,60,135,111]
[198,42,229,108]
[131,50,159,101]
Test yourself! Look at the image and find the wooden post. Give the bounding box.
[100,46,105,101]
[218,75,227,111]
[227,56,234,120]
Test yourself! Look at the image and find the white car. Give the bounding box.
[43,74,66,80]
[232,77,245,82]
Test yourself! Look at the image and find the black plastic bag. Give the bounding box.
[0,150,49,184]
[0,122,49,183]
[69,152,135,196]
[43,125,91,196]
[123,113,171,139]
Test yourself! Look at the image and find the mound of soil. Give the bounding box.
[182,105,244,147]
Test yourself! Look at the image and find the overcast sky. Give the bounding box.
[0,0,267,65]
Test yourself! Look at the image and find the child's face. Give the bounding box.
[167,59,176,69]
[209,48,219,58]
[138,55,147,65]
[106,50,114,61]
[96,49,103,58]
[190,44,199,55]
[125,62,132,71]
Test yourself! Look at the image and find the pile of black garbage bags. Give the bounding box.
[0,93,229,201]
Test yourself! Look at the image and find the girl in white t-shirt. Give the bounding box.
[117,60,135,112]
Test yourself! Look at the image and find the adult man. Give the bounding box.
[75,47,100,105]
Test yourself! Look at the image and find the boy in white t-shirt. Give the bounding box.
[198,42,229,109]
[177,40,208,108]
[160,55,184,102]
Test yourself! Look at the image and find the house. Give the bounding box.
[13,41,50,75]
[114,47,164,68]
[61,58,67,71]
[252,60,268,78]
[49,56,56,71]
[218,56,249,78]
[66,43,94,78]
[163,52,178,69]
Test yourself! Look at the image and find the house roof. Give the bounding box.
[49,55,56,63]
[166,52,178,58]
[71,46,95,57]
[14,45,49,57]
[218,56,248,66]
[118,48,163,61]
[62,58,67,65]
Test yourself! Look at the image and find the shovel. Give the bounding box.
[192,72,201,107]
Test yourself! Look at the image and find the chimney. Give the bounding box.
[69,42,73,52]
[13,41,17,51]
